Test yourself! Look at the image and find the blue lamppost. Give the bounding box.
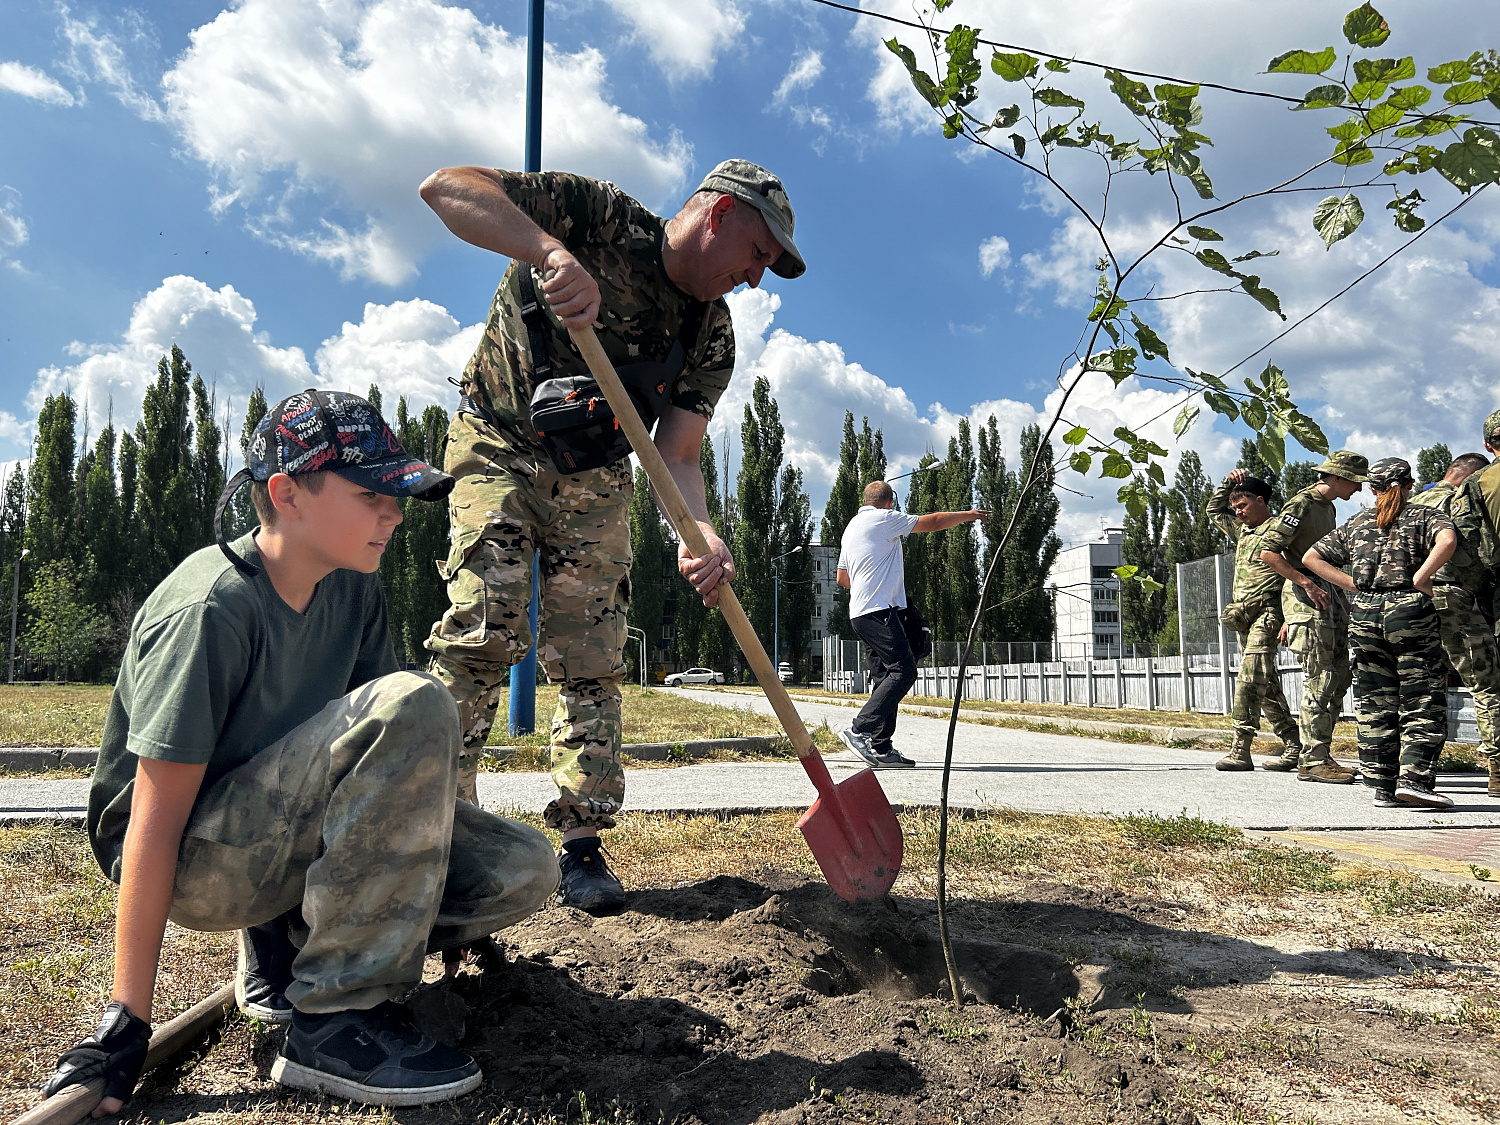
[772,545,802,681]
[509,0,545,737]
[885,460,947,507]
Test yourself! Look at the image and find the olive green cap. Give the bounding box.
[1315,449,1369,482]
[696,159,805,280]
[1485,409,1500,442]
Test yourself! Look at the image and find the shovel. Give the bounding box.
[568,326,904,901]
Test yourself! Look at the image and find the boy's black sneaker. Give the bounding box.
[557,837,626,912]
[271,1002,481,1106]
[236,914,297,1024]
[1394,774,1454,811]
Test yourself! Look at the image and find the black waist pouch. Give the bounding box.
[529,347,680,474]
[518,264,699,475]
[898,603,933,661]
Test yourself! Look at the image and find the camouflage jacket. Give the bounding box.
[1205,478,1284,607]
[461,172,736,456]
[1256,483,1341,623]
[1312,504,1453,592]
[1408,480,1486,589]
[1465,460,1500,574]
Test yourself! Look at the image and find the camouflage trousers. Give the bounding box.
[1349,590,1448,787]
[425,411,632,830]
[1432,585,1500,761]
[166,671,557,1013]
[1284,600,1352,766]
[1231,609,1299,754]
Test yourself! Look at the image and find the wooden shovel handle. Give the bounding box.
[568,327,819,765]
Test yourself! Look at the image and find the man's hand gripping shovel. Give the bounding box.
[569,326,903,901]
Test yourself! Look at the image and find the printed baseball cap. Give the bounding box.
[213,389,454,576]
[1485,409,1500,442]
[1314,449,1369,482]
[1367,457,1413,489]
[696,159,806,279]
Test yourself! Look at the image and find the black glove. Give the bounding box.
[42,1001,152,1103]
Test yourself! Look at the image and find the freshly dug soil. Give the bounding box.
[113,867,1498,1124]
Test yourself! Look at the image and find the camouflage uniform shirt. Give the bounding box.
[462,171,735,457]
[1256,484,1339,623]
[1206,478,1285,607]
[1311,505,1453,591]
[1409,481,1486,589]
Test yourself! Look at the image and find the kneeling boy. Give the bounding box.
[42,390,557,1112]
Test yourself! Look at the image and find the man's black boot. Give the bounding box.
[557,836,626,912]
[236,910,298,1024]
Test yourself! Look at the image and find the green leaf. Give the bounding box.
[1105,68,1153,115]
[1326,117,1364,142]
[1186,225,1222,241]
[1101,451,1134,479]
[1188,166,1216,199]
[992,104,1022,129]
[1241,397,1268,431]
[1035,88,1086,110]
[1189,368,1227,390]
[1343,3,1390,48]
[1312,192,1366,247]
[992,50,1039,81]
[1232,249,1280,262]
[1203,391,1240,421]
[1332,138,1375,166]
[1267,47,1338,75]
[1256,426,1287,474]
[1445,80,1491,105]
[1349,80,1389,103]
[1147,462,1166,486]
[1130,313,1171,362]
[1113,564,1139,580]
[885,39,940,108]
[1116,485,1148,519]
[1195,248,1233,274]
[1428,60,1472,85]
[1394,114,1466,139]
[1285,410,1330,455]
[1063,425,1089,446]
[1136,575,1165,594]
[1437,126,1500,192]
[1295,84,1347,110]
[1384,85,1431,110]
[1087,347,1139,385]
[1069,450,1092,474]
[1353,56,1416,85]
[1260,362,1290,399]
[1088,292,1127,322]
[1385,188,1426,232]
[1153,81,1201,101]
[1010,133,1027,159]
[1173,404,1200,439]
[1045,58,1072,73]
[1364,101,1402,131]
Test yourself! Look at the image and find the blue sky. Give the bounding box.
[3,0,1499,542]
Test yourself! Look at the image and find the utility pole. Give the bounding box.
[509,0,545,737]
[772,546,803,681]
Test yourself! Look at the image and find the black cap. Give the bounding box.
[1228,475,1274,501]
[214,389,454,576]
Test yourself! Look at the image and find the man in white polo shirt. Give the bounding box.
[836,481,986,767]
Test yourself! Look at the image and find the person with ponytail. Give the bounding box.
[1304,458,1458,810]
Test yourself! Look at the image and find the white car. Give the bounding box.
[778,661,793,683]
[664,667,726,687]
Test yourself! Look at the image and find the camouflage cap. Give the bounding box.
[696,159,805,280]
[1485,408,1500,442]
[1314,449,1369,482]
[1367,457,1413,490]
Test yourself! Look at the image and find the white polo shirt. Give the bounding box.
[837,505,921,620]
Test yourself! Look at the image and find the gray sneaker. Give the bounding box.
[838,728,874,757]
[840,729,914,768]
[1394,774,1454,811]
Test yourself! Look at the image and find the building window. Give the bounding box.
[1093,586,1116,601]
[815,605,822,617]
[813,629,822,639]
[815,583,821,594]
[1092,565,1115,580]
[1095,633,1118,647]
[1094,610,1119,623]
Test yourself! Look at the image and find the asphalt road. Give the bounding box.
[5,688,1498,831]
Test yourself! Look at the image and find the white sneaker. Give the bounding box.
[1394,774,1454,810]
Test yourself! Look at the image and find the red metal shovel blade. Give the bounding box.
[795,768,904,902]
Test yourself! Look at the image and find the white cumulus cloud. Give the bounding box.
[598,0,746,77]
[0,61,77,106]
[58,6,163,120]
[978,235,1011,277]
[774,50,824,105]
[17,276,481,463]
[161,0,692,285]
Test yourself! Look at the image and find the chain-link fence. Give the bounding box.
[1176,553,1237,660]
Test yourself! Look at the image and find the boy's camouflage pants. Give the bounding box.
[1348,590,1448,787]
[425,411,632,830]
[1432,584,1500,761]
[1231,609,1300,754]
[166,671,557,1013]
[1284,594,1352,766]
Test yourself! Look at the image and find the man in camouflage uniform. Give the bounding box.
[1306,458,1457,809]
[1257,450,1369,783]
[1461,409,1500,796]
[1205,470,1302,772]
[418,160,805,909]
[1409,451,1500,794]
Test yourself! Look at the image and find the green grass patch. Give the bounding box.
[1114,812,1241,850]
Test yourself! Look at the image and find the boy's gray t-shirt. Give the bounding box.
[88,532,398,879]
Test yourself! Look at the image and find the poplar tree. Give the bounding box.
[1416,442,1453,487]
[26,393,78,567]
[735,378,784,650]
[1120,478,1168,643]
[774,463,816,677]
[627,466,669,676]
[191,376,225,550]
[692,434,735,674]
[672,435,714,668]
[228,386,269,539]
[975,416,1009,642]
[82,423,123,609]
[995,424,1060,641]
[133,346,196,590]
[821,414,885,638]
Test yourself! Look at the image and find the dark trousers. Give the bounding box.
[851,607,917,751]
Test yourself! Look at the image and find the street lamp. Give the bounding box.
[772,545,803,681]
[625,625,646,690]
[885,461,947,507]
[9,548,29,685]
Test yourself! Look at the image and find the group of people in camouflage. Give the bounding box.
[1212,423,1500,810]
